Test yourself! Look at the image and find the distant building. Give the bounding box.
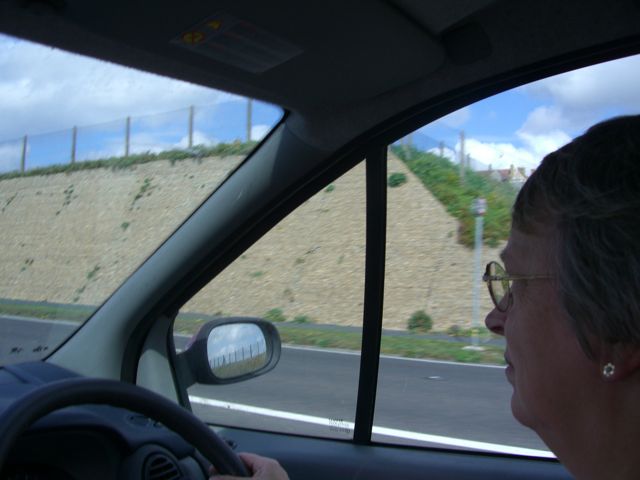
[481,164,528,187]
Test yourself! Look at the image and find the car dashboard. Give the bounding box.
[0,362,208,480]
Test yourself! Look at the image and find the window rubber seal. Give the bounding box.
[353,145,387,444]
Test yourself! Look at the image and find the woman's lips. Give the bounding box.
[504,355,514,381]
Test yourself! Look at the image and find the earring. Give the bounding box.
[603,362,615,378]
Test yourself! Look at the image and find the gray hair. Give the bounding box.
[512,115,640,358]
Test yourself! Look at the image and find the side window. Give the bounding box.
[175,163,366,440]
[371,53,640,457]
[373,145,549,454]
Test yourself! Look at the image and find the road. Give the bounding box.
[0,315,549,456]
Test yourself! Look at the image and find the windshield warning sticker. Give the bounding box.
[181,31,205,45]
[172,13,302,74]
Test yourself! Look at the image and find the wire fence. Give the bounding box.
[0,99,279,174]
[397,128,530,184]
[0,100,529,182]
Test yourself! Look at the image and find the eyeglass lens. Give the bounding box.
[489,262,510,311]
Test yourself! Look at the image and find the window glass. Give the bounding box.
[0,34,282,365]
[176,163,366,440]
[374,53,640,456]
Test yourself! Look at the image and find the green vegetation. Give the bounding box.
[62,185,75,207]
[0,141,258,181]
[212,352,268,379]
[0,299,92,322]
[277,325,504,365]
[264,307,287,322]
[387,172,407,188]
[392,145,517,247]
[120,221,130,231]
[292,315,313,324]
[86,265,101,280]
[20,258,34,272]
[131,177,155,209]
[407,310,433,333]
[0,299,503,365]
[250,271,265,278]
[2,193,18,212]
[324,184,335,193]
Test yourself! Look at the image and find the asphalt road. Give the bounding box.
[0,316,549,455]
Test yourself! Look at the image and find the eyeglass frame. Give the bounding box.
[482,261,553,312]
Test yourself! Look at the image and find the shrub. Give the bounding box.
[392,145,516,248]
[387,172,407,187]
[324,184,335,193]
[292,315,312,324]
[408,310,433,333]
[265,308,286,322]
[446,324,463,337]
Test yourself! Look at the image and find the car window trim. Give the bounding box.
[353,146,387,444]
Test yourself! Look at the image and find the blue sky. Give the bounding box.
[1,33,640,173]
[418,54,640,173]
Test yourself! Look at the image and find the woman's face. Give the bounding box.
[485,226,598,448]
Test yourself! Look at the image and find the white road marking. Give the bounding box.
[189,396,553,458]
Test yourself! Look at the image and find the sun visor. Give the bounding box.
[170,2,445,108]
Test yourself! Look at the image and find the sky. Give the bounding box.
[418,54,640,173]
[1,33,640,173]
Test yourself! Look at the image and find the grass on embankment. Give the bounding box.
[0,141,258,181]
[392,145,517,248]
[1,299,504,365]
[173,317,505,366]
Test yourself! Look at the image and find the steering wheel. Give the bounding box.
[0,377,249,477]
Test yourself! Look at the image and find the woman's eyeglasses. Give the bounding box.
[482,261,553,312]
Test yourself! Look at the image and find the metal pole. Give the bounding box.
[439,141,444,158]
[125,116,131,157]
[459,131,465,181]
[246,98,253,142]
[71,126,77,164]
[471,214,484,348]
[188,105,194,148]
[20,135,27,172]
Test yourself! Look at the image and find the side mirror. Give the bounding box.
[177,317,281,387]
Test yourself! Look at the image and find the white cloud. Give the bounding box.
[176,131,220,149]
[250,124,271,141]
[520,54,640,133]
[463,138,538,172]
[0,141,22,172]
[427,146,456,162]
[0,34,238,142]
[516,129,572,162]
[525,55,640,110]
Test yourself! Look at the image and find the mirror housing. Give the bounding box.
[177,317,280,386]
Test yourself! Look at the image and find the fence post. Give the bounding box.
[125,116,131,157]
[188,105,194,148]
[439,141,444,158]
[459,130,466,182]
[70,126,77,164]
[246,98,253,142]
[20,135,27,172]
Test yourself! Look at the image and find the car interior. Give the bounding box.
[1,0,640,478]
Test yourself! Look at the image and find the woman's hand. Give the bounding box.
[209,452,289,480]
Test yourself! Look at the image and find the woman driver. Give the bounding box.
[212,115,640,480]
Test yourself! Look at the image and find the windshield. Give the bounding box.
[0,34,282,365]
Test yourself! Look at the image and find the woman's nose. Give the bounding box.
[485,307,506,336]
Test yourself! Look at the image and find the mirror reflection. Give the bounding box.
[207,323,268,379]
